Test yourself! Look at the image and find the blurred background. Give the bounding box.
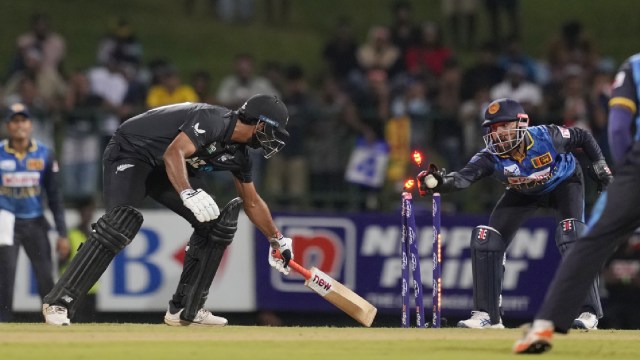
[1,0,639,329]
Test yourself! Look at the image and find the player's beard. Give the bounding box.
[247,134,262,149]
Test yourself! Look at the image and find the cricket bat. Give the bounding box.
[286,259,377,327]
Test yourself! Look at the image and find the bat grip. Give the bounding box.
[274,250,312,279]
[288,260,312,280]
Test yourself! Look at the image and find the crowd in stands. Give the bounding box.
[0,2,618,214]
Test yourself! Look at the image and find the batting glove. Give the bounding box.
[268,233,294,275]
[181,188,220,222]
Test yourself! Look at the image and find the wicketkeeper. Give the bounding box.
[42,94,295,326]
[417,98,612,330]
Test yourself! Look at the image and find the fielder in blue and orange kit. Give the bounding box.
[0,103,68,322]
[417,98,613,330]
[514,52,640,354]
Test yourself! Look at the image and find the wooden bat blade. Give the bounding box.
[288,260,377,327]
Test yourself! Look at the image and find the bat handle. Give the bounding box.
[274,250,312,279]
[287,260,312,280]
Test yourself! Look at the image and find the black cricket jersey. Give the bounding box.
[114,102,253,182]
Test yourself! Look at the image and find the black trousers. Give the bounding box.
[479,165,601,319]
[537,142,640,332]
[0,217,54,322]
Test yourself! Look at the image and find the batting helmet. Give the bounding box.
[238,94,289,158]
[482,98,527,127]
[481,98,529,155]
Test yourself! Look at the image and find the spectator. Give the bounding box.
[357,26,401,77]
[146,64,198,108]
[441,0,479,50]
[87,59,129,146]
[490,64,543,116]
[216,54,279,109]
[497,36,538,83]
[4,47,67,113]
[10,13,66,76]
[216,54,280,190]
[546,20,599,84]
[264,64,314,209]
[0,103,68,322]
[460,41,504,100]
[388,1,421,66]
[351,69,392,210]
[96,18,143,69]
[190,70,215,105]
[484,0,520,44]
[61,70,103,202]
[322,17,360,83]
[308,75,375,209]
[405,22,453,80]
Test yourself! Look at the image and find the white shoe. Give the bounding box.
[572,312,598,330]
[457,311,505,329]
[164,307,228,327]
[42,304,70,326]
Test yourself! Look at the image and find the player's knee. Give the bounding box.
[93,206,143,253]
[555,218,587,253]
[470,226,506,252]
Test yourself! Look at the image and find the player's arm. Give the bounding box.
[42,150,70,259]
[164,131,197,193]
[232,177,278,238]
[608,64,637,167]
[547,125,612,190]
[164,132,220,222]
[233,177,293,272]
[420,152,494,194]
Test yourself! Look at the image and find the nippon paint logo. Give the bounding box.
[271,216,357,292]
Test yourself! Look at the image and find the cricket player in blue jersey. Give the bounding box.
[514,52,640,354]
[417,98,613,329]
[0,103,68,322]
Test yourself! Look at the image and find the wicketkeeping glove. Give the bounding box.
[417,164,445,196]
[180,188,220,222]
[590,159,613,193]
[268,234,294,275]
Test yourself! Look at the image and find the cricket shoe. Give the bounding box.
[513,321,553,354]
[42,304,71,326]
[572,312,598,330]
[457,311,505,329]
[164,307,228,327]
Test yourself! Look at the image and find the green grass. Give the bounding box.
[1,324,640,360]
[1,0,639,82]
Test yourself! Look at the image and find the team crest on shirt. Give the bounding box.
[531,152,552,168]
[26,158,45,170]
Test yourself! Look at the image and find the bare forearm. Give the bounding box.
[163,149,192,193]
[244,195,279,239]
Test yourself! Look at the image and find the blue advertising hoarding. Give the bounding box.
[256,209,559,320]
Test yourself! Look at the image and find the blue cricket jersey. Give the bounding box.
[0,139,67,236]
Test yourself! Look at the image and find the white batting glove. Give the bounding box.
[180,189,220,222]
[268,234,294,275]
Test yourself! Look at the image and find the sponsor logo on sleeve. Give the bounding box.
[559,127,570,138]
